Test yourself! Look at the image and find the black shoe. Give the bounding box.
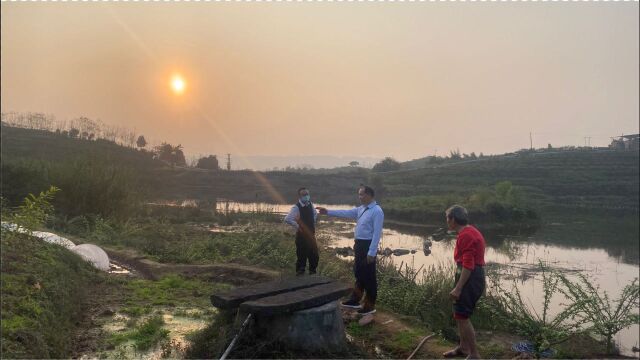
[296,271,305,276]
[341,299,362,309]
[309,270,317,275]
[357,307,376,315]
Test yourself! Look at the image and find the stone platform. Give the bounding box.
[211,276,352,352]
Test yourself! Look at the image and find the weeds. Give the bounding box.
[558,274,639,354]
[484,262,585,358]
[108,315,169,351]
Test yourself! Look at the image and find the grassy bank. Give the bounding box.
[0,232,99,358]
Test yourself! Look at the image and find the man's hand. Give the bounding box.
[316,207,328,215]
[449,287,461,301]
[367,255,376,264]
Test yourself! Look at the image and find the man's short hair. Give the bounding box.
[446,205,469,226]
[297,187,308,195]
[360,185,375,198]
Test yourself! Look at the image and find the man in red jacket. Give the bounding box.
[443,205,486,359]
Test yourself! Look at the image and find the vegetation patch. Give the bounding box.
[0,232,99,358]
[108,315,169,351]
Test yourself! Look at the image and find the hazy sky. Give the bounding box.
[2,3,638,163]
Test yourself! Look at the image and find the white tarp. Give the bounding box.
[3,222,109,271]
[1,222,27,233]
[71,244,110,271]
[32,231,76,249]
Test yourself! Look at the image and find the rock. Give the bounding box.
[71,244,110,271]
[335,247,354,256]
[430,228,448,241]
[358,313,374,326]
[379,247,393,256]
[99,308,115,317]
[410,250,417,254]
[392,249,410,256]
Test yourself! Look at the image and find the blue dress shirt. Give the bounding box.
[327,201,384,257]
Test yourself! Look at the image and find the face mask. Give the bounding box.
[301,195,311,204]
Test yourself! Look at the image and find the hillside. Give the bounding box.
[383,150,639,211]
[0,125,367,206]
[2,125,638,212]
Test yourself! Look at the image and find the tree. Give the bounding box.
[548,143,553,150]
[124,130,137,148]
[155,143,186,166]
[469,152,477,160]
[427,156,445,165]
[68,128,80,139]
[136,135,147,149]
[173,146,186,166]
[450,149,461,160]
[372,157,401,173]
[196,155,220,170]
[349,161,360,167]
[72,116,99,138]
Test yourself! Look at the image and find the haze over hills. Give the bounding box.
[228,155,381,171]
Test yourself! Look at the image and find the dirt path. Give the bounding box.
[104,247,280,284]
[70,247,281,357]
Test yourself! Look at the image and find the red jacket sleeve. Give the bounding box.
[459,233,476,270]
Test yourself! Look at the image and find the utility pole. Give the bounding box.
[226,154,231,171]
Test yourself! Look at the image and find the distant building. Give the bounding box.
[609,134,639,151]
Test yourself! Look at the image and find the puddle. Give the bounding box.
[85,308,213,359]
[108,262,132,275]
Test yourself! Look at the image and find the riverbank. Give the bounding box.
[3,206,635,358]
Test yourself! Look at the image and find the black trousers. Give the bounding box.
[295,231,319,274]
[352,239,377,305]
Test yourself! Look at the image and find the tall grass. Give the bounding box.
[375,259,511,341]
[2,156,143,220]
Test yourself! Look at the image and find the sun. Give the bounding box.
[170,75,186,95]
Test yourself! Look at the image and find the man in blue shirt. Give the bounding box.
[317,185,384,315]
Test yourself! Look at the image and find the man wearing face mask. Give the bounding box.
[316,185,383,316]
[284,187,319,275]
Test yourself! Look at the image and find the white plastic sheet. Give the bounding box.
[32,231,76,249]
[71,244,110,271]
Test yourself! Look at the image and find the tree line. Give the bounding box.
[1,111,221,170]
